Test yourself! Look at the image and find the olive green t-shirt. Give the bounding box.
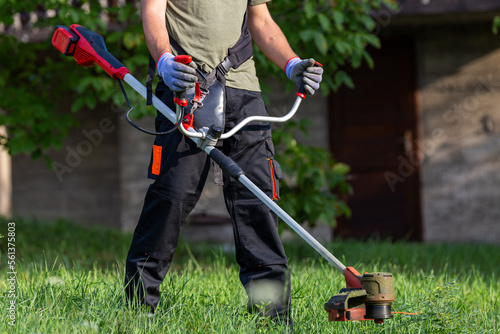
[166,0,270,92]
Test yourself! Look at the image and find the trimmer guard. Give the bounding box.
[324,288,369,321]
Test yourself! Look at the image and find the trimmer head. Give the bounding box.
[324,267,395,324]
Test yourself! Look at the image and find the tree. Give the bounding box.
[0,1,149,161]
[259,0,398,94]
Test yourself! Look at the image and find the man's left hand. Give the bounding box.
[286,58,323,95]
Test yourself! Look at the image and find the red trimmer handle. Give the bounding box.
[173,55,192,107]
[297,61,323,99]
[174,55,192,65]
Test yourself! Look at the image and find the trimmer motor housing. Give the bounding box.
[325,267,395,324]
[52,24,130,80]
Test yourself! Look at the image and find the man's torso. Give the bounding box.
[166,0,268,91]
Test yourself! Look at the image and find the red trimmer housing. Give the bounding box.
[52,24,130,80]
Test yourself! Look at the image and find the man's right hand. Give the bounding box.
[156,52,198,92]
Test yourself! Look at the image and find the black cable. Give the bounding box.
[117,79,178,136]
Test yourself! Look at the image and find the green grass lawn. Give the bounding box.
[0,218,499,333]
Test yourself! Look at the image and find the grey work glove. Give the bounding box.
[286,58,323,95]
[157,52,198,92]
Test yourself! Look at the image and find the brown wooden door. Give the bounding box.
[330,38,422,241]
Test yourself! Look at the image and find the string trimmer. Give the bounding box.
[51,24,395,323]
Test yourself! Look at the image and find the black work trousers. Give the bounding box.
[125,82,291,318]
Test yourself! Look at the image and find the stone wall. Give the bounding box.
[417,23,500,242]
[11,99,122,228]
[117,114,154,231]
[0,125,11,216]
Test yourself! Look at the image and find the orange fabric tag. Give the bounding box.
[152,145,162,176]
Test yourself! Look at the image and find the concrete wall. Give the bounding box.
[117,113,153,231]
[11,99,122,228]
[0,125,12,216]
[417,23,500,243]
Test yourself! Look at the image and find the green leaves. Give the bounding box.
[122,31,143,50]
[303,1,317,20]
[0,1,150,159]
[299,29,328,55]
[256,0,397,95]
[273,120,353,228]
[332,10,345,31]
[493,16,500,35]
[0,83,75,158]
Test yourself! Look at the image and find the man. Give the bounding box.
[125,0,323,325]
